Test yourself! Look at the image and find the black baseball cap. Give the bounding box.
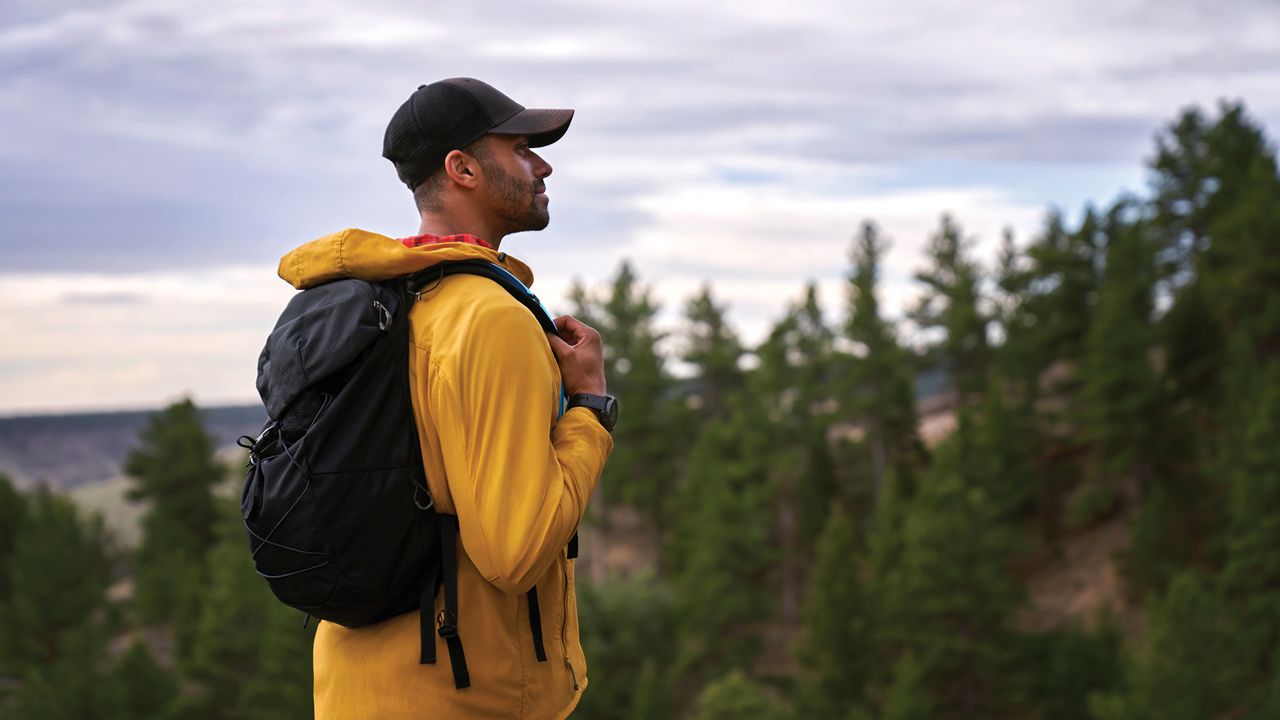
[382,77,574,190]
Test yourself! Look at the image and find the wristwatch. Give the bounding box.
[567,393,619,433]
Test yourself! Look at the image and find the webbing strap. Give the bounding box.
[419,580,436,664]
[527,588,548,662]
[438,515,470,689]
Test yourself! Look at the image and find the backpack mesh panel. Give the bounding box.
[243,429,341,609]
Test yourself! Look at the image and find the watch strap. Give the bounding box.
[568,393,609,412]
[567,393,616,432]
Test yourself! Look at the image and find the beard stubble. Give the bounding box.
[483,159,549,235]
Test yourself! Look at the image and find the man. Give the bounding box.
[274,78,616,719]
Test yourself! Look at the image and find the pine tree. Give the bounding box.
[1160,278,1226,422]
[1199,132,1280,360]
[0,473,28,679]
[681,283,745,421]
[910,214,991,403]
[876,435,1022,719]
[180,499,301,719]
[1249,653,1280,720]
[1081,202,1161,486]
[125,398,224,624]
[1003,209,1101,396]
[1216,361,1280,704]
[845,222,923,498]
[1115,325,1277,720]
[1142,101,1280,537]
[1079,203,1206,594]
[9,622,114,720]
[970,374,1036,523]
[2,487,116,719]
[0,477,21,713]
[882,653,931,720]
[691,670,787,720]
[234,601,315,720]
[1089,572,1234,720]
[992,225,1034,386]
[576,573,677,720]
[104,642,178,720]
[0,485,113,669]
[1151,102,1280,415]
[794,505,875,718]
[669,402,777,687]
[1142,102,1280,521]
[752,285,841,624]
[1147,104,1268,281]
[1149,106,1214,285]
[865,464,911,595]
[1026,623,1123,720]
[571,263,681,563]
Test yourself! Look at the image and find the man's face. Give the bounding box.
[477,134,553,236]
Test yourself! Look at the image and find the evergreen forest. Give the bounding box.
[2,101,1278,719]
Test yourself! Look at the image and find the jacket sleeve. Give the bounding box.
[428,301,613,595]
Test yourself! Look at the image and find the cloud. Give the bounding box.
[60,291,148,305]
[1,0,1279,411]
[0,266,295,413]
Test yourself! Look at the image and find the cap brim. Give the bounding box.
[490,108,574,147]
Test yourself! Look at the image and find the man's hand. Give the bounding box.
[547,315,607,397]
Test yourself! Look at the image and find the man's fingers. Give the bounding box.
[553,315,581,339]
[547,332,570,357]
[553,315,590,344]
[548,316,607,398]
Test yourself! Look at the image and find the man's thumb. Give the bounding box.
[547,332,570,358]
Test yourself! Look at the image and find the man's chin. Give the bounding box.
[509,213,550,235]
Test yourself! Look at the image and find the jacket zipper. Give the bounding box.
[561,550,579,692]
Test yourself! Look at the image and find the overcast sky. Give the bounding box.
[2,0,1278,414]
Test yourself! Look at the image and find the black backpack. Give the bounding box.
[240,259,569,690]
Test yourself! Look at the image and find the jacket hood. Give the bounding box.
[278,228,535,290]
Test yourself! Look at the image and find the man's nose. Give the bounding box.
[534,154,552,178]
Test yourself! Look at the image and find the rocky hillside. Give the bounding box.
[0,404,265,491]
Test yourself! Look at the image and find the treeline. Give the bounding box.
[0,401,312,719]
[571,100,1280,720]
[1,100,1277,719]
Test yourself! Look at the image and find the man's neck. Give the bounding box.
[418,213,504,250]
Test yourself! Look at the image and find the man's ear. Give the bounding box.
[442,148,481,189]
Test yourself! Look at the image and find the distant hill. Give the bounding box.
[0,404,266,491]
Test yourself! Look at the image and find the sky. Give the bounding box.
[1,0,1278,415]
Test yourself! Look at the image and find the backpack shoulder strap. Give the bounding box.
[405,260,559,336]
[403,258,578,673]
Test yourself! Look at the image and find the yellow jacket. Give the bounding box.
[278,229,612,719]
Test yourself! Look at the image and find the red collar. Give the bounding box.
[399,232,494,250]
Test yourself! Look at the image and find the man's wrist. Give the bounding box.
[567,393,618,432]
